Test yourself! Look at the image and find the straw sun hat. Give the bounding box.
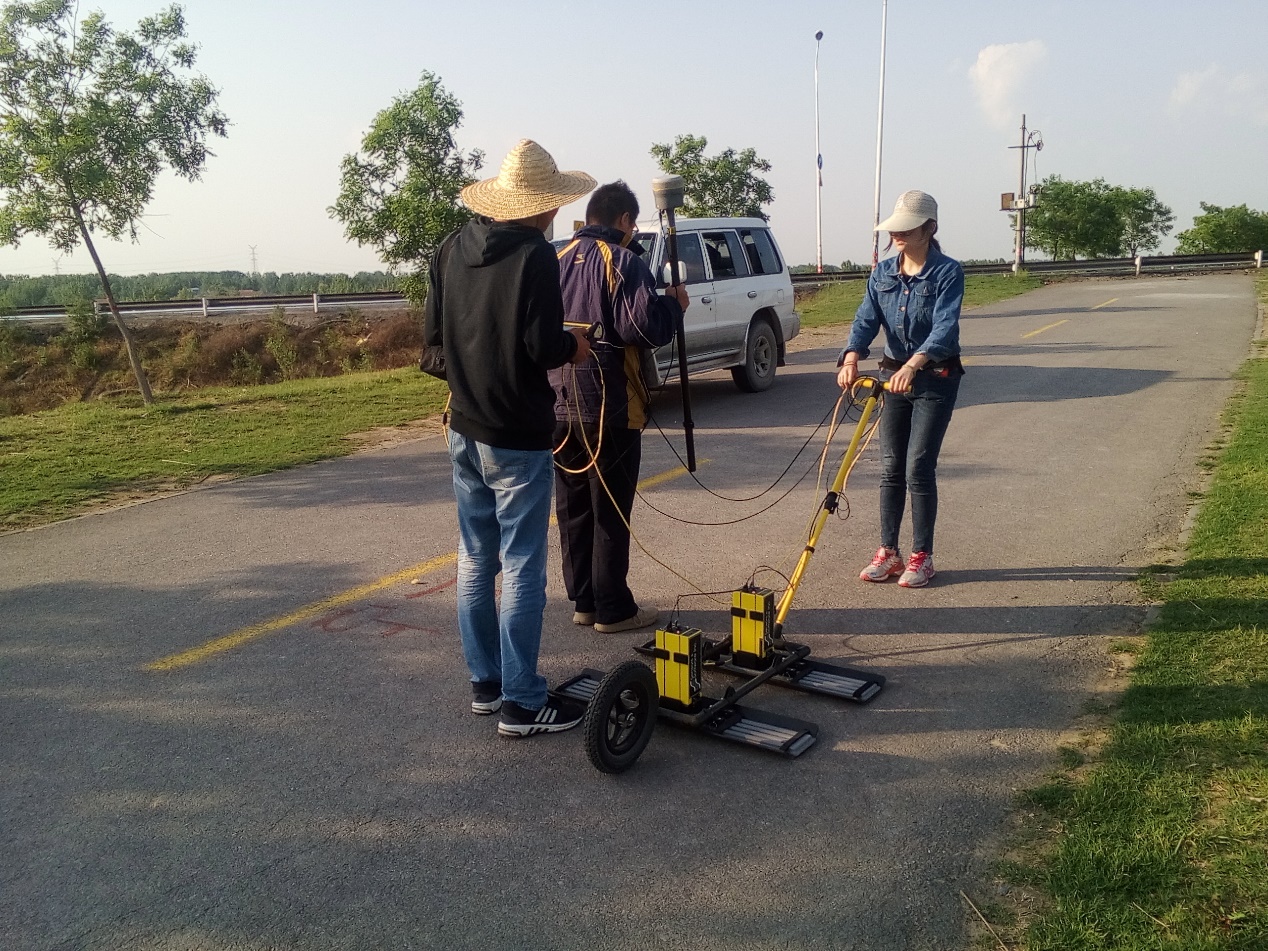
[875,189,938,233]
[460,139,596,220]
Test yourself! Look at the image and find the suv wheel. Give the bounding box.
[731,319,777,393]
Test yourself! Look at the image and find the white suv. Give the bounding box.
[555,217,800,392]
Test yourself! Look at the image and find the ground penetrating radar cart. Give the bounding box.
[553,378,892,773]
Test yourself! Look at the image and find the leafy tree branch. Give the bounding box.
[650,134,774,221]
[0,0,228,404]
[329,72,483,306]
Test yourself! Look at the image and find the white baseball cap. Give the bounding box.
[875,190,938,233]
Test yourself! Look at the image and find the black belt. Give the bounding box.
[879,354,965,375]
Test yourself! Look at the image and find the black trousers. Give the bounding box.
[553,422,641,624]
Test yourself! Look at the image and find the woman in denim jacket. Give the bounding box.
[836,190,964,588]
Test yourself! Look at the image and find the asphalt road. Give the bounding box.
[2,273,1260,951]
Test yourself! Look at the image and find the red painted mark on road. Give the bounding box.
[310,573,456,638]
[313,600,441,638]
[403,576,457,599]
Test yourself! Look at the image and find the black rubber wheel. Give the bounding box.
[731,319,778,392]
[583,661,658,774]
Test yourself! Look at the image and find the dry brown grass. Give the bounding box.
[0,309,423,414]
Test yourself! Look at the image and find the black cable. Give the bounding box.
[635,384,877,527]
[635,448,824,526]
[643,391,840,503]
[748,565,793,590]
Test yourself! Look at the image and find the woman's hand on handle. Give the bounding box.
[837,354,859,389]
[888,365,917,394]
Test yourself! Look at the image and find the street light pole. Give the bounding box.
[814,30,824,274]
[871,0,888,270]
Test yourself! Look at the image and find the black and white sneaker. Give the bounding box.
[471,681,502,716]
[497,696,585,737]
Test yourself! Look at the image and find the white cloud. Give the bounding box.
[1170,65,1268,123]
[1170,65,1219,108]
[969,41,1048,128]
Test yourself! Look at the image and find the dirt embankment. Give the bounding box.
[0,309,423,415]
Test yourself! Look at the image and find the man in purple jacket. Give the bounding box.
[550,181,689,633]
[424,139,595,738]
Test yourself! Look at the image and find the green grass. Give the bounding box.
[797,271,1044,330]
[799,281,868,329]
[1002,271,1268,950]
[962,271,1045,309]
[0,369,448,530]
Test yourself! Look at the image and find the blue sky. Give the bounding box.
[2,0,1265,277]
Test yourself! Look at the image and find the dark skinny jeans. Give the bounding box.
[878,369,960,556]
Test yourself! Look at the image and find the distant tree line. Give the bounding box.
[0,271,399,311]
[1174,203,1268,255]
[789,261,869,275]
[1025,177,1268,260]
[1023,177,1175,259]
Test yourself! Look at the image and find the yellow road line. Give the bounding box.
[145,460,701,672]
[637,459,707,491]
[145,553,458,671]
[1022,319,1069,339]
[1090,297,1119,310]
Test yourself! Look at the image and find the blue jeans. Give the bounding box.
[878,370,960,555]
[447,430,553,709]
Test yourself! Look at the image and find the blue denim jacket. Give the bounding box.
[842,246,964,364]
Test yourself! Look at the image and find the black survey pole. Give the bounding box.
[653,175,696,471]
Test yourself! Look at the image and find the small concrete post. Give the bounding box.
[1256,250,1263,269]
[201,297,209,318]
[1135,256,1143,277]
[313,293,320,314]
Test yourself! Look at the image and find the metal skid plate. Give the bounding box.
[718,654,886,703]
[553,670,817,758]
[695,704,817,757]
[554,669,605,704]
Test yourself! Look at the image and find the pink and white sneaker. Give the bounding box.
[897,551,936,588]
[860,547,904,582]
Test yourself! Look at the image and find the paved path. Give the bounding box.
[1,273,1259,950]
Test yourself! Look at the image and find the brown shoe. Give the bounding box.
[594,606,660,634]
[572,611,597,626]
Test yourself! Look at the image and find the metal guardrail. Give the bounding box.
[2,290,410,322]
[3,250,1262,321]
[790,250,1265,287]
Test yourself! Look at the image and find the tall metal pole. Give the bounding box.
[814,30,824,274]
[1015,114,1027,270]
[871,0,888,269]
[652,175,696,472]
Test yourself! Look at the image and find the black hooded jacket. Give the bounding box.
[423,217,579,450]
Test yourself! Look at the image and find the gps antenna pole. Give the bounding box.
[652,175,695,471]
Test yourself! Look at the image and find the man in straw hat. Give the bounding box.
[424,138,596,737]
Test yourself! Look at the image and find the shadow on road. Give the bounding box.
[956,363,1171,408]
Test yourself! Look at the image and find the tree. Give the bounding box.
[1023,176,1124,260]
[649,134,774,220]
[0,1,228,404]
[1175,203,1268,254]
[329,72,483,306]
[1113,187,1174,257]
